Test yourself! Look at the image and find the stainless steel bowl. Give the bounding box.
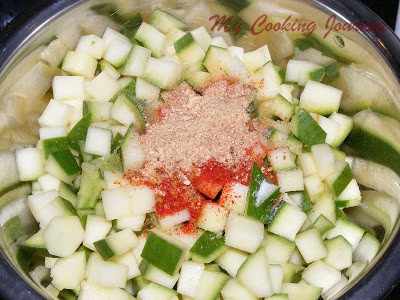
[0,0,399,299]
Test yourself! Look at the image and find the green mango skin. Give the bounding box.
[68,113,92,151]
[246,163,280,224]
[346,127,400,176]
[293,109,327,147]
[190,231,226,263]
[42,137,70,159]
[141,231,185,276]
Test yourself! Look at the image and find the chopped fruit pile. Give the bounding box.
[0,3,399,300]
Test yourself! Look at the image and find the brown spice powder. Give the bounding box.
[140,79,260,179]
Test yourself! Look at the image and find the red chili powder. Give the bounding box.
[230,158,253,186]
[129,79,281,234]
[122,171,156,189]
[191,159,234,199]
[154,106,165,122]
[155,175,206,234]
[154,159,254,234]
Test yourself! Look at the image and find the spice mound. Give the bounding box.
[124,79,265,233]
[141,79,260,178]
